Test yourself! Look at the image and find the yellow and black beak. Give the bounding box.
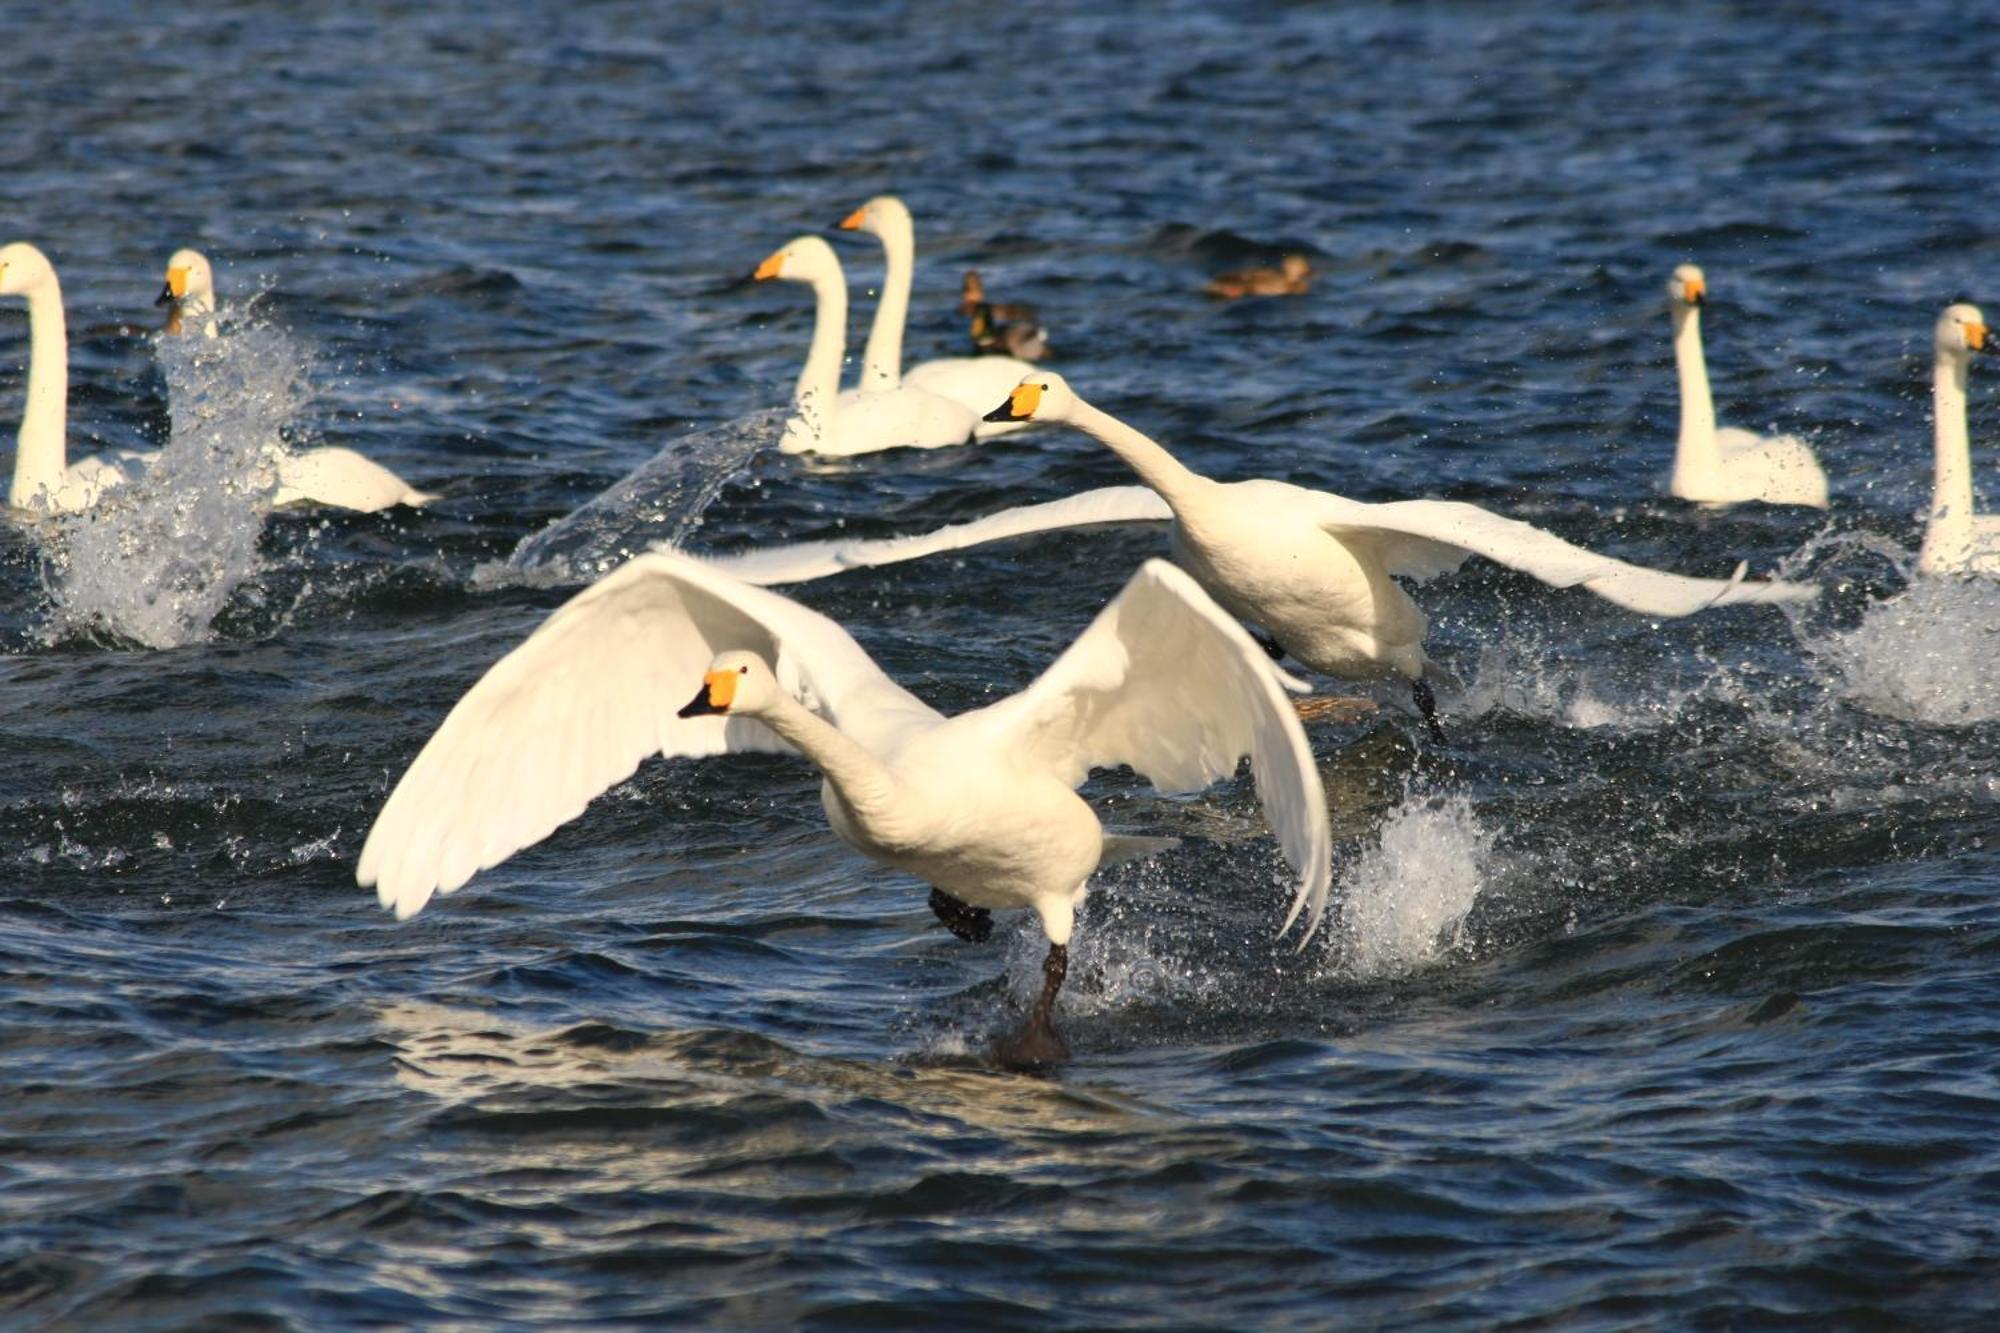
[155,266,188,307]
[677,668,739,719]
[835,206,866,231]
[752,252,785,282]
[1969,322,1990,353]
[982,381,1042,423]
[1683,277,1705,306]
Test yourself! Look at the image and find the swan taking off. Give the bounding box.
[357,551,1329,1065]
[834,196,1037,433]
[704,372,1817,740]
[1918,303,2000,576]
[755,234,980,456]
[152,248,436,513]
[1667,263,1829,508]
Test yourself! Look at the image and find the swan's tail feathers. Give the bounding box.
[1100,834,1180,869]
[402,488,441,508]
[1292,694,1377,725]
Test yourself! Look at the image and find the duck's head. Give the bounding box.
[677,651,781,719]
[1936,302,1989,359]
[158,248,214,310]
[1668,263,1707,308]
[1281,254,1313,281]
[983,371,1079,425]
[752,235,838,285]
[962,270,986,301]
[0,242,56,298]
[834,194,911,240]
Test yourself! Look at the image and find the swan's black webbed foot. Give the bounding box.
[991,941,1070,1069]
[929,887,993,944]
[1412,677,1448,744]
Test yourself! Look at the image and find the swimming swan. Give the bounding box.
[1667,263,1828,508]
[756,235,980,456]
[154,248,436,514]
[1918,303,2000,577]
[357,550,1331,1065]
[705,373,1818,739]
[1,241,155,514]
[836,196,1035,435]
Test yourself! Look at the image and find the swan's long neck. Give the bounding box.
[791,268,849,435]
[1672,304,1719,471]
[756,692,898,817]
[859,215,914,392]
[1930,349,1976,545]
[1067,400,1212,509]
[11,279,68,509]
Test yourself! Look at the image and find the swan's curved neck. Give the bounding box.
[1930,350,1975,540]
[860,215,914,392]
[791,268,849,436]
[10,279,68,508]
[1066,400,1211,509]
[755,691,898,816]
[1672,304,1718,470]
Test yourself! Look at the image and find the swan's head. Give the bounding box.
[676,651,781,720]
[834,195,911,240]
[1936,303,1989,359]
[752,235,838,285]
[0,242,56,298]
[158,248,215,311]
[983,371,1079,424]
[1668,263,1707,308]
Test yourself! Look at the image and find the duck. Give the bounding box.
[153,248,435,513]
[1918,302,2000,576]
[0,241,156,514]
[357,550,1331,1066]
[1666,263,1828,508]
[703,372,1818,740]
[969,301,1050,362]
[834,197,1035,434]
[1205,254,1313,300]
[755,234,982,455]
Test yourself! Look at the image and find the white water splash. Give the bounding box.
[42,317,307,648]
[1812,575,2000,725]
[1338,792,1493,979]
[1457,635,1692,731]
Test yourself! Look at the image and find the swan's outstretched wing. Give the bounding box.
[697,486,1173,586]
[358,551,940,919]
[982,559,1332,941]
[1311,493,1819,613]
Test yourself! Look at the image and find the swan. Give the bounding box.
[835,196,1035,434]
[357,550,1330,1065]
[704,372,1818,740]
[1205,254,1314,300]
[1666,263,1829,508]
[1918,303,2000,576]
[755,235,980,456]
[153,248,436,513]
[0,241,155,514]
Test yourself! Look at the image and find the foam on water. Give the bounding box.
[1809,574,2000,725]
[1457,634,1695,731]
[41,316,308,649]
[1334,792,1494,979]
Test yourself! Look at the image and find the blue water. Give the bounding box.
[6,1,2000,1325]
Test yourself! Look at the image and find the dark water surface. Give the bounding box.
[6,1,2000,1326]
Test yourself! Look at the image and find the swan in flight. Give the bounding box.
[835,197,1035,434]
[704,372,1817,740]
[1666,264,1828,508]
[1,241,155,514]
[152,248,436,513]
[755,235,980,456]
[1918,303,2000,576]
[358,551,1330,1065]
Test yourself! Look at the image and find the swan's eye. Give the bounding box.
[738,665,749,674]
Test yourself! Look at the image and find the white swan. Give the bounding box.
[1,242,154,514]
[705,372,1818,738]
[154,248,436,513]
[755,235,979,456]
[1918,303,2000,576]
[1667,263,1829,508]
[357,550,1330,1064]
[836,196,1035,435]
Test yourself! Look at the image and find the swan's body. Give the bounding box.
[1206,254,1314,300]
[0,242,154,515]
[358,550,1329,1062]
[154,248,435,512]
[837,197,1035,434]
[756,235,979,456]
[1666,263,1828,508]
[705,374,1817,733]
[1918,303,2000,577]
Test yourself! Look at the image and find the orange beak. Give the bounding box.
[166,266,189,299]
[1971,322,1990,352]
[753,252,785,281]
[837,206,866,231]
[1684,277,1706,305]
[983,381,1043,423]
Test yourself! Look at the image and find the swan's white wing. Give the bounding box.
[696,486,1174,587]
[275,447,436,512]
[357,551,940,919]
[982,559,1332,940]
[1312,493,1819,613]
